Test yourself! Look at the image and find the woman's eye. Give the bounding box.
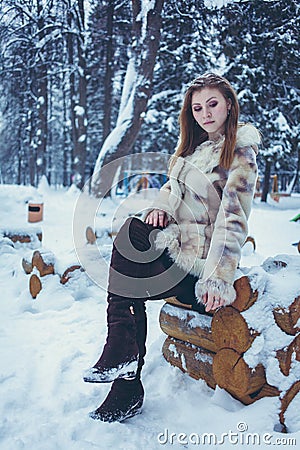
[209,101,218,108]
[193,106,202,112]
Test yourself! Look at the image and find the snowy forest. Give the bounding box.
[0,0,299,198]
[1,1,300,446]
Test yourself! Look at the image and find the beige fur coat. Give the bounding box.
[152,123,260,305]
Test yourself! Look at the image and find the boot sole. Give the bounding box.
[83,358,138,383]
[89,399,143,423]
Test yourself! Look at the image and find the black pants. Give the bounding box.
[108,216,202,310]
[99,217,204,376]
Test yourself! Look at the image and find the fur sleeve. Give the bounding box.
[141,180,173,221]
[195,145,258,305]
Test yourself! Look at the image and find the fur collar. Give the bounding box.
[183,123,260,173]
[236,123,261,151]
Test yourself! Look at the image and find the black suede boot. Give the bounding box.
[89,376,144,423]
[88,301,147,422]
[133,301,147,373]
[83,296,139,383]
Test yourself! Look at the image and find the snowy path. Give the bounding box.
[0,184,299,449]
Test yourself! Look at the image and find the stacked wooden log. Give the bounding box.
[160,256,300,432]
[1,226,42,244]
[22,250,83,298]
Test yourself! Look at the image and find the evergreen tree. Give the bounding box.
[218,0,300,197]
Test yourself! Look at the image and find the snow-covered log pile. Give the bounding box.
[21,250,82,299]
[0,225,42,245]
[160,254,300,431]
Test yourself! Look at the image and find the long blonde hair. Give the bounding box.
[170,73,239,172]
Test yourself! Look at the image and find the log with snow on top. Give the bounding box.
[22,249,84,298]
[160,254,300,430]
[1,225,42,246]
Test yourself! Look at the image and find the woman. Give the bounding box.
[83,73,260,422]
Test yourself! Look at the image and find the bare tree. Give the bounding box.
[35,0,48,183]
[72,0,87,189]
[91,0,165,197]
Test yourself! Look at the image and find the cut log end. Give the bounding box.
[22,257,33,274]
[276,334,300,376]
[32,250,55,277]
[279,381,300,429]
[29,274,42,299]
[211,306,258,353]
[273,296,300,335]
[238,384,280,405]
[86,226,97,244]
[232,276,258,312]
[213,348,266,397]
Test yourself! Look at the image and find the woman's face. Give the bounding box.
[191,87,231,140]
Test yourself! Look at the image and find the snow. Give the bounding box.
[162,302,212,330]
[136,0,156,42]
[204,0,236,10]
[92,57,138,188]
[0,183,300,449]
[241,255,300,393]
[74,105,85,117]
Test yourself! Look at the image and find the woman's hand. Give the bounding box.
[145,209,169,228]
[202,292,226,312]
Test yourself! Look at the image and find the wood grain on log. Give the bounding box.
[32,250,55,277]
[238,384,280,405]
[213,348,266,397]
[29,274,42,299]
[273,296,300,335]
[232,276,258,312]
[211,306,259,353]
[279,380,300,429]
[276,334,300,376]
[162,336,216,389]
[160,303,217,353]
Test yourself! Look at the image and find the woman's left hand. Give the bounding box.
[202,292,226,312]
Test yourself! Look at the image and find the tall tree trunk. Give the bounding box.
[261,157,272,202]
[69,0,87,189]
[101,0,115,146]
[63,81,70,186]
[36,0,48,184]
[91,0,165,197]
[67,0,87,188]
[292,137,300,193]
[66,4,77,185]
[28,104,36,186]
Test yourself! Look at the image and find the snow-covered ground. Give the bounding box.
[0,180,299,450]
